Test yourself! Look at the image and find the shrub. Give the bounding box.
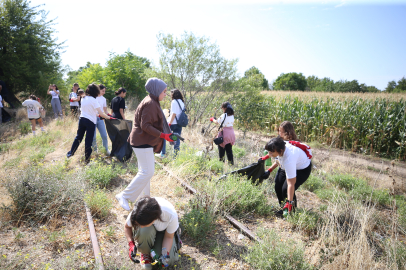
[301,175,325,192]
[315,188,348,202]
[3,166,84,224]
[328,174,365,191]
[245,228,312,270]
[287,209,322,235]
[181,205,216,242]
[233,146,246,158]
[383,239,406,270]
[84,189,112,219]
[85,161,125,188]
[205,158,224,173]
[18,122,31,135]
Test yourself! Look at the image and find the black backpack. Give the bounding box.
[175,100,188,127]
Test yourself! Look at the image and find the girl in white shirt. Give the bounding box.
[22,95,46,135]
[66,84,114,163]
[47,84,63,119]
[92,84,110,155]
[124,196,180,269]
[210,102,236,165]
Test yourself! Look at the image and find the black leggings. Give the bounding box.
[274,163,312,206]
[218,143,233,165]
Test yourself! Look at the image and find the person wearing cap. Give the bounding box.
[209,102,236,165]
[92,84,110,155]
[115,78,175,211]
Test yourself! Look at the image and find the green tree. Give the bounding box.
[244,66,269,90]
[0,0,65,103]
[273,72,307,91]
[334,80,361,92]
[146,31,238,125]
[394,77,406,93]
[385,80,397,92]
[306,75,320,91]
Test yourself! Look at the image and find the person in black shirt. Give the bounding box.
[110,87,127,120]
[0,80,15,108]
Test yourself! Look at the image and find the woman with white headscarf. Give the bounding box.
[116,78,175,211]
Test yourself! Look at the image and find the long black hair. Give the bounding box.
[115,87,126,96]
[86,83,100,98]
[170,89,185,103]
[221,102,234,116]
[130,196,163,230]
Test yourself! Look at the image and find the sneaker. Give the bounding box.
[155,153,165,158]
[140,253,152,270]
[115,193,130,211]
[66,152,73,158]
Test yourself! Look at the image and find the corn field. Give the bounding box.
[234,95,406,160]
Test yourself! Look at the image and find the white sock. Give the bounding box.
[41,127,45,131]
[32,131,36,135]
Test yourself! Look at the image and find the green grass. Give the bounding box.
[181,205,216,243]
[233,146,246,158]
[18,122,31,135]
[301,175,325,192]
[314,187,348,202]
[85,160,125,188]
[245,228,312,270]
[84,189,113,219]
[2,157,22,168]
[286,208,322,235]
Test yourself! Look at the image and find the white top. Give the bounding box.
[69,92,79,106]
[0,95,3,108]
[277,142,311,179]
[80,96,100,124]
[96,96,107,112]
[49,90,60,99]
[126,197,179,234]
[215,113,234,127]
[170,99,185,125]
[22,100,43,119]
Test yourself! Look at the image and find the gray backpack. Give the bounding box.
[175,99,188,127]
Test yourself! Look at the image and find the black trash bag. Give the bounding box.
[219,162,266,185]
[105,119,133,162]
[2,108,11,123]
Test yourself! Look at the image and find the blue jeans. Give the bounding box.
[68,117,96,161]
[161,124,182,155]
[92,117,109,152]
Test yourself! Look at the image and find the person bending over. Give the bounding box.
[125,196,180,269]
[22,95,46,135]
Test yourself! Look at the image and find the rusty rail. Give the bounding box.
[85,203,105,270]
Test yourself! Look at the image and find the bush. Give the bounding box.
[328,174,365,191]
[205,158,224,173]
[3,166,84,224]
[84,189,112,219]
[233,146,246,158]
[181,205,216,242]
[301,175,325,192]
[287,208,322,234]
[245,228,312,270]
[85,161,125,188]
[315,188,348,202]
[18,122,31,135]
[383,239,406,270]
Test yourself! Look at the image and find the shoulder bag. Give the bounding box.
[213,114,227,145]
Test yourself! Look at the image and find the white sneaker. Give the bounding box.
[115,193,130,211]
[155,153,165,158]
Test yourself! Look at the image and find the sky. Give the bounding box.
[29,0,406,90]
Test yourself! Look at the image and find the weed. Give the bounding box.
[12,227,24,241]
[181,205,216,242]
[245,228,312,270]
[210,241,223,258]
[3,157,22,168]
[85,160,125,188]
[84,189,112,219]
[103,226,116,239]
[287,209,322,235]
[315,187,348,202]
[205,158,223,173]
[301,174,325,192]
[0,143,10,153]
[18,122,31,135]
[233,146,246,158]
[328,174,364,191]
[174,186,184,197]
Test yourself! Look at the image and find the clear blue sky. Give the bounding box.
[30,0,406,90]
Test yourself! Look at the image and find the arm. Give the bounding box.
[140,107,164,137]
[286,177,296,201]
[96,107,111,119]
[162,231,175,256]
[124,224,134,243]
[169,113,176,125]
[269,162,279,171]
[119,108,125,120]
[103,106,108,115]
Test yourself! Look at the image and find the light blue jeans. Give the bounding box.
[92,117,109,153]
[161,124,182,155]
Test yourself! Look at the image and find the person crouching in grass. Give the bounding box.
[22,95,46,135]
[66,83,116,163]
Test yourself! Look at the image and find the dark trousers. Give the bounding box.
[68,117,96,161]
[274,163,312,206]
[1,92,15,108]
[70,106,78,116]
[218,143,233,165]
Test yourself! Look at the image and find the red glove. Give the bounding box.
[69,99,73,102]
[128,241,136,262]
[160,133,174,142]
[110,117,117,120]
[107,113,112,117]
[210,117,215,122]
[257,155,269,164]
[168,123,171,127]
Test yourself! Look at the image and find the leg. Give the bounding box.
[67,118,87,156]
[171,125,182,155]
[161,139,166,155]
[218,144,226,162]
[92,125,98,151]
[290,163,312,207]
[97,118,109,153]
[84,118,96,161]
[55,99,63,119]
[151,230,179,266]
[134,225,157,255]
[30,119,36,131]
[51,99,58,118]
[121,148,155,202]
[225,143,234,165]
[274,168,287,206]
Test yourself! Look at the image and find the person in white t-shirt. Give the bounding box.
[66,83,115,163]
[210,102,236,165]
[262,136,312,215]
[47,84,63,119]
[125,196,180,269]
[69,83,80,116]
[92,84,110,155]
[157,89,185,158]
[22,95,46,135]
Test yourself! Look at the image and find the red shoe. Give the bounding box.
[283,201,293,217]
[141,253,152,270]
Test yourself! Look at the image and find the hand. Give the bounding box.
[128,241,138,263]
[159,248,170,267]
[210,117,215,122]
[160,133,174,142]
[257,158,264,164]
[168,123,171,127]
[109,117,117,120]
[69,99,73,102]
[261,170,270,180]
[107,113,112,117]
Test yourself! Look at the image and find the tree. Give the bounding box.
[385,81,397,92]
[244,66,269,90]
[146,31,238,125]
[306,75,320,91]
[394,77,406,92]
[0,0,65,103]
[273,72,307,91]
